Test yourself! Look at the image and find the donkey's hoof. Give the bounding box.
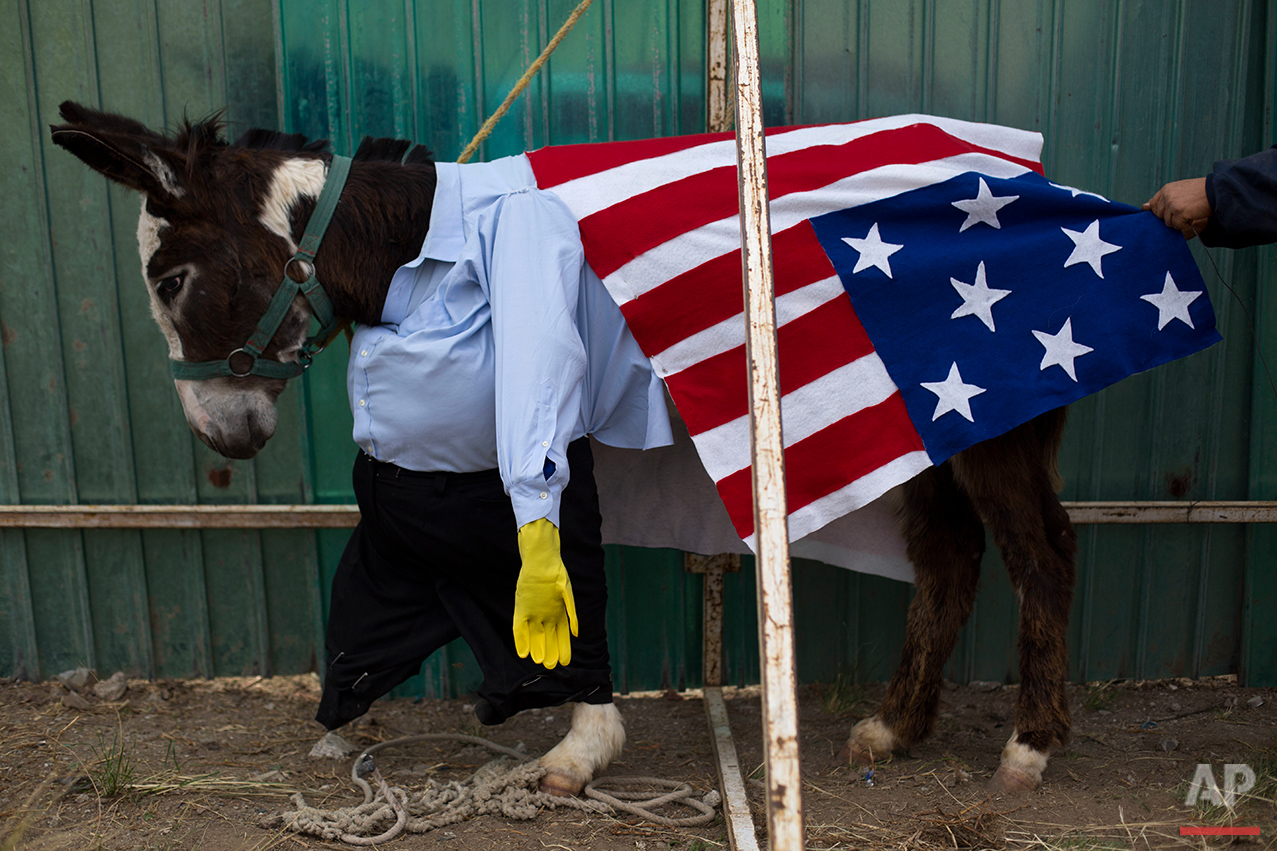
[539,770,586,797]
[988,763,1040,793]
[845,716,897,766]
[842,739,878,766]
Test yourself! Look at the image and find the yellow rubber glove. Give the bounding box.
[513,518,579,669]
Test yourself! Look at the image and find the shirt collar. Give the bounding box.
[416,155,538,263]
[418,161,465,262]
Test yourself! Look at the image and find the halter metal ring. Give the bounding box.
[284,256,312,281]
[226,348,256,377]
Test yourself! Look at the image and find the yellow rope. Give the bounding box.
[455,0,596,164]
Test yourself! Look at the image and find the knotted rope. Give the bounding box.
[264,732,720,845]
[455,0,596,163]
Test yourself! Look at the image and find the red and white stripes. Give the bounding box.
[528,115,1043,545]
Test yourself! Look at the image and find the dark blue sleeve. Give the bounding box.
[1201,144,1277,248]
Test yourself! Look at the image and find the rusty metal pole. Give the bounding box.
[706,0,732,135]
[728,0,804,849]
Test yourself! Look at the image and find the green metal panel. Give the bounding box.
[0,0,320,683]
[3,0,1274,695]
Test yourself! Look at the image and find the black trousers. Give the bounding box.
[316,438,613,730]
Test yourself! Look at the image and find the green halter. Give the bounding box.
[169,154,352,381]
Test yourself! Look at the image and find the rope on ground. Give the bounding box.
[586,776,721,827]
[455,0,596,163]
[262,732,721,845]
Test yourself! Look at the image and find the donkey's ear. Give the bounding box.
[50,101,185,199]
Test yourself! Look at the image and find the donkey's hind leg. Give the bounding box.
[951,409,1076,792]
[846,462,985,764]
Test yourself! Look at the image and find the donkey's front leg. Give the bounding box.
[847,465,984,765]
[539,701,625,796]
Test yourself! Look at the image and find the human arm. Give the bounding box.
[479,188,589,669]
[1199,145,1277,248]
[1144,146,1277,247]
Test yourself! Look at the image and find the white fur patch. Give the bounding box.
[540,702,625,786]
[1000,729,1050,778]
[848,715,897,757]
[144,151,183,197]
[137,199,183,359]
[259,158,328,251]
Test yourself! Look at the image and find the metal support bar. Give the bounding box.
[706,0,731,134]
[0,505,360,528]
[5,501,1277,528]
[729,0,805,847]
[705,687,762,851]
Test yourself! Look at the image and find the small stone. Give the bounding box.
[1161,737,1179,752]
[92,672,128,701]
[61,691,91,711]
[55,667,96,693]
[309,730,358,759]
[970,681,1002,692]
[1247,695,1264,708]
[263,701,275,710]
[1170,702,1181,712]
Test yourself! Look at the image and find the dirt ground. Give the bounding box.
[0,673,1273,850]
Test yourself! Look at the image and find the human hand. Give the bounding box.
[513,518,578,669]
[1143,177,1211,239]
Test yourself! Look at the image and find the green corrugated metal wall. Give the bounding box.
[2,0,1275,694]
[0,0,325,685]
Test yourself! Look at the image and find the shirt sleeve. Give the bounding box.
[473,188,588,529]
[1201,144,1277,248]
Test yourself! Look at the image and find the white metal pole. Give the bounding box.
[728,1,804,848]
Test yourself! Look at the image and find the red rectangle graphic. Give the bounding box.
[1178,826,1261,836]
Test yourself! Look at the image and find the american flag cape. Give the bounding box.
[526,114,1220,550]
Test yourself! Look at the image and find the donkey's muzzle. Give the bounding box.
[175,378,280,459]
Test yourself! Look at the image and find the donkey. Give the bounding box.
[51,101,1076,794]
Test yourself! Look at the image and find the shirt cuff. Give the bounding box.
[509,478,564,529]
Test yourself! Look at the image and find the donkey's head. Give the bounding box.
[50,102,333,458]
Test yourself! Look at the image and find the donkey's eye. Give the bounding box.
[157,275,184,298]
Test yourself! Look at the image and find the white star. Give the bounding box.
[1032,317,1094,381]
[950,261,1012,331]
[920,362,986,422]
[951,178,1020,232]
[1061,220,1122,278]
[1049,181,1109,202]
[1140,272,1203,330]
[841,222,904,278]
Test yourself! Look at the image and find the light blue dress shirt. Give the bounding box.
[348,154,673,529]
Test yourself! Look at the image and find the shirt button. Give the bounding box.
[539,492,548,499]
[359,399,366,407]
[541,441,549,447]
[360,350,368,357]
